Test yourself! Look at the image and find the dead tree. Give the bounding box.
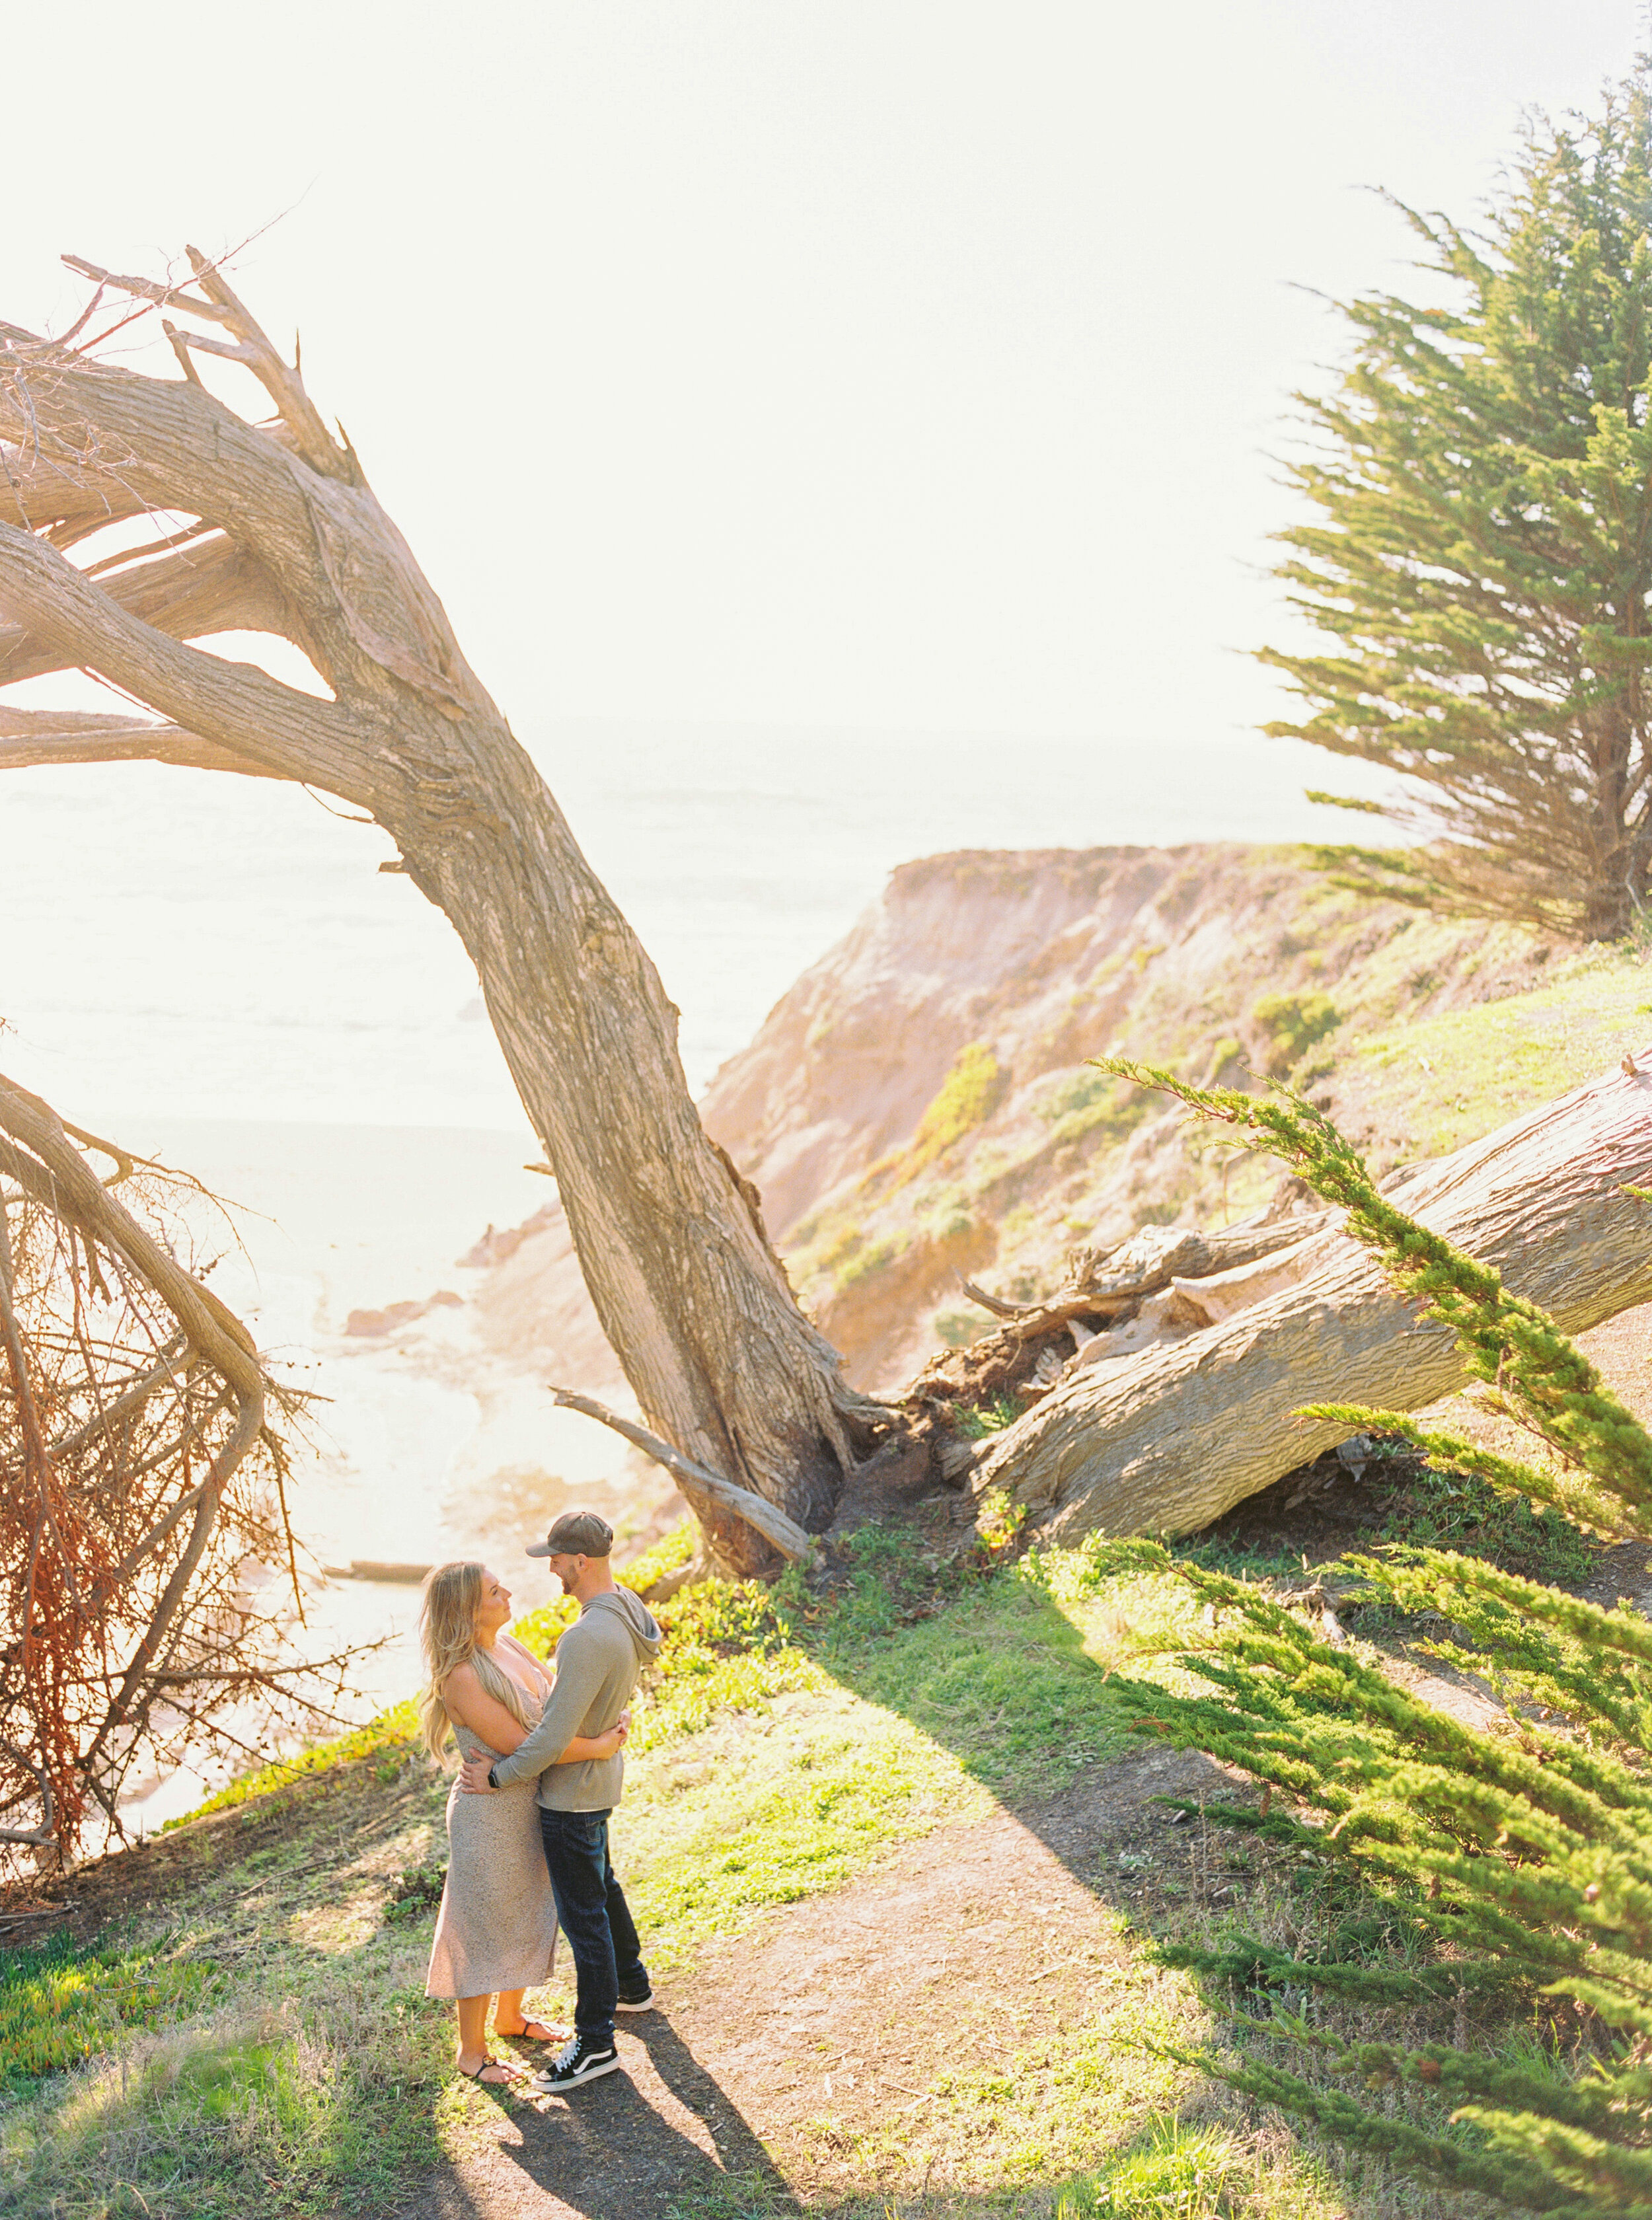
[958,1053,1652,1538]
[0,1075,358,1864]
[0,251,879,1576]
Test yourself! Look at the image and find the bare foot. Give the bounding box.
[458,2050,523,2084]
[495,2016,566,2043]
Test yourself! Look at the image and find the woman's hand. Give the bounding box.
[593,1711,631,1760]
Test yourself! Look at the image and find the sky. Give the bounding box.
[3,1,1643,749]
[2,3,1649,1140]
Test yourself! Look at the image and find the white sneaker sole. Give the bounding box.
[615,1995,656,2012]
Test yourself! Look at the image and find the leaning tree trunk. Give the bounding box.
[0,251,877,1574]
[972,1053,1652,1537]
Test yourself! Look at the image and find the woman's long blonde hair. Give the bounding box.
[418,1560,539,1761]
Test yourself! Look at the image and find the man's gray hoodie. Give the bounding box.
[491,1588,663,1812]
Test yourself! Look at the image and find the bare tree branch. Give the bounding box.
[0,523,375,796]
[548,1388,816,1563]
[0,533,304,684]
[0,706,299,782]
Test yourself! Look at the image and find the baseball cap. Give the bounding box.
[526,1510,615,1559]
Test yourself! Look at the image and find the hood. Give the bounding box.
[588,1586,663,1662]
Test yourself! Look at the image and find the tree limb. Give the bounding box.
[0,532,304,684]
[0,706,297,782]
[548,1388,816,1563]
[0,524,375,797]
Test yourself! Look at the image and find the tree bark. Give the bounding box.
[0,252,876,1574]
[972,1054,1652,1537]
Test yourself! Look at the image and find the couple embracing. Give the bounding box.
[416,1511,663,2092]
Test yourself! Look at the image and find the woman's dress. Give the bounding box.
[425,1720,559,1999]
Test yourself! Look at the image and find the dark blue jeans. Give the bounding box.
[537,1807,646,2046]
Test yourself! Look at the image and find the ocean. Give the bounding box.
[2,720,1389,1127]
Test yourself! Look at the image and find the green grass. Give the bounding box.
[1,1933,217,2088]
[0,1522,1573,2220]
[1054,2118,1242,2218]
[1339,940,1652,1160]
[1370,1460,1598,1584]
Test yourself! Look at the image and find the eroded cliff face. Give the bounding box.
[698,843,1554,1388]
[478,842,1560,1399]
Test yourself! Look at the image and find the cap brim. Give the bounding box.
[524,1541,553,1557]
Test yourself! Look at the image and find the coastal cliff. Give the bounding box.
[476,840,1646,1395]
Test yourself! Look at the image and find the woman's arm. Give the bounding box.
[443,1666,628,1763]
[441,1663,535,1756]
[564,1712,630,1763]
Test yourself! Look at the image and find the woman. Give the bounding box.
[419,1560,627,2085]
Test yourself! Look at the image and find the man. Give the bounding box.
[459,1509,663,2090]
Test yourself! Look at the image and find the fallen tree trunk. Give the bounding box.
[971,1053,1652,1538]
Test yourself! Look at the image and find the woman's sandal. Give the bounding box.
[460,2054,524,2085]
[496,2018,565,2044]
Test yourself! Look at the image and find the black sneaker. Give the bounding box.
[615,1980,655,2013]
[531,2032,622,2092]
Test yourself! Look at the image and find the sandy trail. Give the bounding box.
[396,1745,1224,2220]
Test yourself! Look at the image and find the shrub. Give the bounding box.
[1250,990,1341,1076]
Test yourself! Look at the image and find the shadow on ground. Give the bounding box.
[396,1558,1238,2220]
[404,2015,800,2219]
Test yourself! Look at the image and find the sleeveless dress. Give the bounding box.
[425,1718,560,1999]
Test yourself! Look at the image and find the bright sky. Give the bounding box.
[3,1,1641,748]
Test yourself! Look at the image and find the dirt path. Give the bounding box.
[395,1744,1227,2220]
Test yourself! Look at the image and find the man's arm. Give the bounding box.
[463,1633,607,1791]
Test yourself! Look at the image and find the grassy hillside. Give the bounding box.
[10,868,1652,2217]
[1322,938,1652,1164]
[1,1491,1602,2220]
[461,844,1652,1399]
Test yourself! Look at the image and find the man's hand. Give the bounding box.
[458,1754,494,1795]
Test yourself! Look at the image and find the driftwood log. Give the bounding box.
[967,1053,1652,1538]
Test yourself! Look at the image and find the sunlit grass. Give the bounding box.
[0,1534,1473,2220]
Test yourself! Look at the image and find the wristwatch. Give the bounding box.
[486,1763,500,1789]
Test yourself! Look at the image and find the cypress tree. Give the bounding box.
[1265,75,1652,940]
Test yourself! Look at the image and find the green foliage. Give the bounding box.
[952,1393,1022,1438]
[381,1863,446,1925]
[977,1485,1030,1555]
[1101,1060,1652,2213]
[1264,75,1652,939]
[635,1567,816,1746]
[1035,1069,1155,1149]
[898,1041,1007,1179]
[509,1588,580,1656]
[0,1933,214,2087]
[837,1234,900,1287]
[1365,1448,1598,1584]
[1250,990,1341,1076]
